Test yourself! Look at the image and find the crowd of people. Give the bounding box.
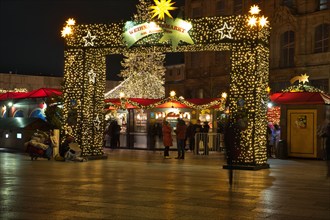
[161,118,211,159]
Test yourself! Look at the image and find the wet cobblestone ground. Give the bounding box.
[1,149,330,220]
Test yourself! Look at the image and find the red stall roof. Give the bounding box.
[270,92,330,105]
[0,92,28,100]
[0,88,62,101]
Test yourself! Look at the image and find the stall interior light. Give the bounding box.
[267,102,273,108]
[5,134,9,138]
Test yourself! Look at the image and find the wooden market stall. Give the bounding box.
[269,83,330,159]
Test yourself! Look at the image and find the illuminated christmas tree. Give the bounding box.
[120,52,165,98]
[107,0,166,99]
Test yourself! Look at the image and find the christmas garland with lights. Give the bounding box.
[106,96,226,110]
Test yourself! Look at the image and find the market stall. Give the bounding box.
[104,95,226,150]
[269,80,330,159]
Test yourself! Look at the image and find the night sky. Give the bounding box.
[0,0,184,80]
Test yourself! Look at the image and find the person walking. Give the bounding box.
[162,120,173,159]
[175,118,187,159]
[194,119,203,154]
[201,121,210,155]
[109,120,121,149]
[186,121,196,152]
[267,122,275,158]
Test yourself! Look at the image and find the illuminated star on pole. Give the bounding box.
[88,69,96,84]
[149,0,177,20]
[217,22,234,39]
[93,115,101,130]
[83,31,96,47]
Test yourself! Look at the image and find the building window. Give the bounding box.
[216,0,225,15]
[314,24,329,53]
[280,31,295,67]
[233,0,242,14]
[310,79,329,92]
[192,7,202,18]
[251,0,261,4]
[319,0,329,10]
[191,53,200,67]
[282,0,294,8]
[197,88,204,98]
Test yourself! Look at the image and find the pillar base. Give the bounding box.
[86,154,108,160]
[223,163,269,170]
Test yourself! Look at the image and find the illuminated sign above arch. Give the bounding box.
[123,18,194,50]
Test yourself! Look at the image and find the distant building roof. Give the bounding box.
[0,118,52,130]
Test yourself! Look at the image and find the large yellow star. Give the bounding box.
[149,0,177,21]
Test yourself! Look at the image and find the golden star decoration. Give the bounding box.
[289,73,310,84]
[149,0,177,21]
[299,73,309,84]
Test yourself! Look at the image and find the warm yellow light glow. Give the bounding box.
[259,16,268,27]
[61,26,72,37]
[266,87,271,93]
[66,18,76,26]
[119,92,125,98]
[248,16,257,27]
[249,5,260,15]
[221,92,228,99]
[170,90,176,97]
[149,0,177,20]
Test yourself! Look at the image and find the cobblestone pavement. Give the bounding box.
[1,149,330,220]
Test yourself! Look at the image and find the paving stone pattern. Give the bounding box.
[1,149,330,220]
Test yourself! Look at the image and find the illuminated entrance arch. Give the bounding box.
[61,7,270,168]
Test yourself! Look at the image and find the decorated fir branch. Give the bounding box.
[105,95,226,111]
[283,73,324,93]
[282,84,325,93]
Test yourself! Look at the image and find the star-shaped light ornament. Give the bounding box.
[289,73,310,84]
[83,31,96,47]
[299,73,309,84]
[159,18,194,50]
[93,115,101,131]
[149,0,177,20]
[61,26,72,37]
[217,22,234,39]
[249,5,261,15]
[66,18,76,26]
[88,69,96,84]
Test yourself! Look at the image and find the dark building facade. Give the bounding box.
[165,0,330,98]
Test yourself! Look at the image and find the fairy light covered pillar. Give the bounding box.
[226,6,270,169]
[61,19,107,156]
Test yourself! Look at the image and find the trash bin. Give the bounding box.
[277,140,288,159]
